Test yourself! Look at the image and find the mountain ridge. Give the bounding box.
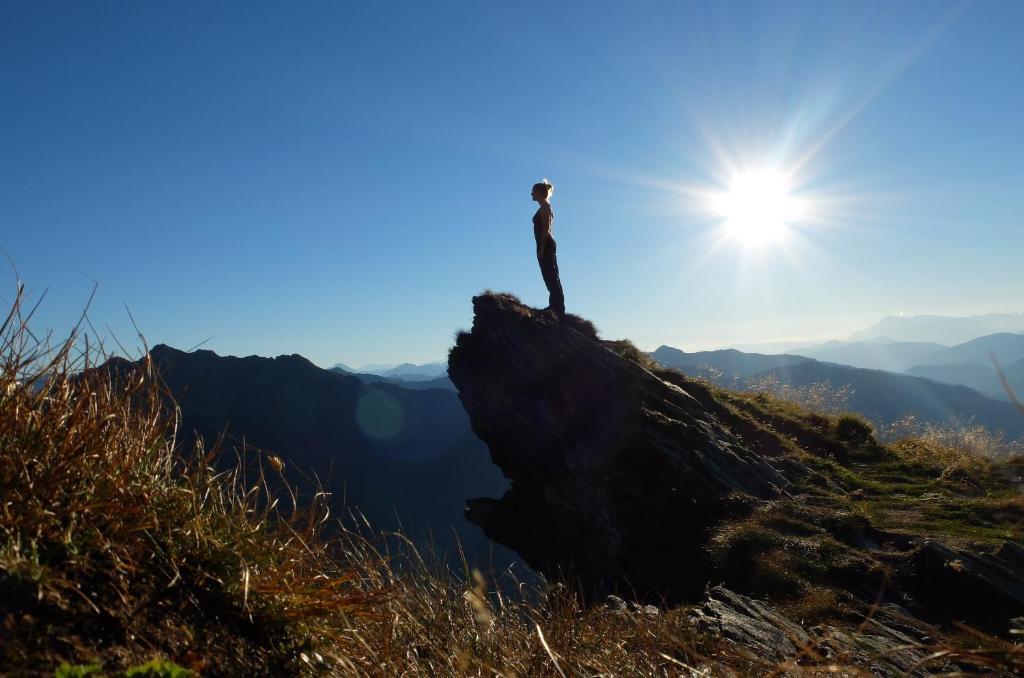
[652,344,1024,439]
[118,343,512,567]
[849,312,1024,345]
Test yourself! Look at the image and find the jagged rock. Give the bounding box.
[689,586,811,663]
[448,293,797,600]
[900,539,1024,626]
[448,291,1024,668]
[690,587,943,676]
[811,623,943,676]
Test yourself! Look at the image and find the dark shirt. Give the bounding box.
[533,205,554,248]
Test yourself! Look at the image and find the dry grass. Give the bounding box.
[333,544,737,677]
[741,373,856,415]
[884,413,1024,461]
[0,287,745,675]
[0,286,379,674]
[2,286,1022,675]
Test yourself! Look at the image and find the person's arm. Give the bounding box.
[535,208,551,258]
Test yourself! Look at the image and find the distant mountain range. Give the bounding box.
[736,332,1024,401]
[900,333,1024,400]
[904,361,1021,400]
[378,361,448,380]
[329,366,455,391]
[919,333,1024,368]
[650,346,811,378]
[333,360,448,380]
[652,345,1024,439]
[785,340,947,373]
[115,345,509,568]
[848,312,1024,345]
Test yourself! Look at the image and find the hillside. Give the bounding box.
[756,361,1024,438]
[114,344,510,567]
[4,293,1023,675]
[654,344,1024,440]
[917,332,1024,368]
[650,345,811,377]
[899,334,1024,399]
[904,362,1009,400]
[448,293,1024,673]
[784,339,948,372]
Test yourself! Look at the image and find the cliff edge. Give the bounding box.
[449,293,806,599]
[449,293,1024,654]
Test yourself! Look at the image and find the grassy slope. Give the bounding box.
[2,292,1022,675]
[0,292,380,676]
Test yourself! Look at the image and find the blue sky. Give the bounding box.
[2,1,1022,366]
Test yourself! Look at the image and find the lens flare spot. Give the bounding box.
[356,390,405,440]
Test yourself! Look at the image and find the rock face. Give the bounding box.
[690,587,943,676]
[902,540,1024,627]
[448,293,795,600]
[688,586,813,663]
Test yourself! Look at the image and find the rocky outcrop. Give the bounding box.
[688,586,813,664]
[448,293,798,600]
[689,587,944,676]
[900,540,1024,627]
[448,291,1024,652]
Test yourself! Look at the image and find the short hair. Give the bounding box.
[532,180,554,198]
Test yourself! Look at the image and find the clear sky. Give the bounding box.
[2,1,1022,367]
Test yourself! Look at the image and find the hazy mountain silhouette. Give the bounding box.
[329,366,456,391]
[128,345,511,567]
[726,340,814,354]
[904,363,1007,399]
[340,360,448,379]
[378,361,448,380]
[785,340,947,372]
[915,332,1024,368]
[354,361,398,373]
[756,362,1024,437]
[650,346,812,377]
[653,345,1024,438]
[890,334,1024,400]
[1005,358,1024,397]
[848,313,1024,345]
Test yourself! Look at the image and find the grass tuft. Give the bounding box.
[2,286,1022,675]
[0,285,380,674]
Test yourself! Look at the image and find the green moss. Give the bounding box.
[53,660,194,678]
[55,664,103,678]
[125,659,194,677]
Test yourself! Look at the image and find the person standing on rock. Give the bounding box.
[531,180,565,318]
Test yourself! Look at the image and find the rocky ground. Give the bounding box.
[449,292,1024,674]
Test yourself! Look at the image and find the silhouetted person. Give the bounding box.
[531,180,565,318]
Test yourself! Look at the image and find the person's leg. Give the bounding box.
[540,242,565,316]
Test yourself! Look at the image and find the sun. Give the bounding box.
[710,169,806,245]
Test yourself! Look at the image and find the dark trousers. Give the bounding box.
[538,237,565,315]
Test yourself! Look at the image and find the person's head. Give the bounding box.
[531,180,553,203]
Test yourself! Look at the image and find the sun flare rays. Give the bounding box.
[709,169,807,246]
